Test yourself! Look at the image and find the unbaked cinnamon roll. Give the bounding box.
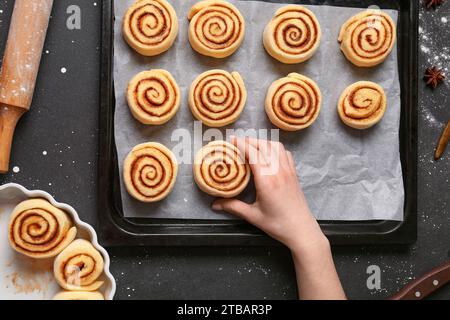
[127,69,180,125]
[337,81,387,129]
[53,291,104,300]
[265,73,322,131]
[8,199,77,259]
[263,5,321,64]
[188,0,245,58]
[123,0,178,56]
[194,141,250,198]
[54,239,104,292]
[189,70,247,127]
[338,10,396,67]
[123,142,178,202]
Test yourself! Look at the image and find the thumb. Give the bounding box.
[212,198,258,223]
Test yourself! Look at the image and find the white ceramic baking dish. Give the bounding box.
[0,183,116,300]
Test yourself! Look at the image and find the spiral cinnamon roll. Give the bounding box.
[53,291,104,300]
[188,0,245,58]
[123,0,179,56]
[127,69,180,125]
[124,142,178,202]
[194,141,250,198]
[263,5,321,64]
[189,70,247,127]
[265,73,321,131]
[338,10,396,67]
[54,239,104,292]
[8,199,77,259]
[337,81,387,129]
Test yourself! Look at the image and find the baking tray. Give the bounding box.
[98,0,418,246]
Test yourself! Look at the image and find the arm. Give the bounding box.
[212,137,346,300]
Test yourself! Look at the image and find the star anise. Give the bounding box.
[424,67,446,88]
[423,0,446,9]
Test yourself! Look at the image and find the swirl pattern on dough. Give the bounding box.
[338,10,396,67]
[337,81,387,129]
[124,142,178,203]
[127,69,180,125]
[123,0,178,56]
[54,239,104,292]
[8,199,77,259]
[189,70,247,127]
[188,0,245,58]
[263,5,321,64]
[265,73,321,131]
[194,141,250,198]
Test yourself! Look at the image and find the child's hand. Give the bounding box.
[212,137,328,253]
[212,137,346,300]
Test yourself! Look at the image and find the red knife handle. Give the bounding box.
[389,261,450,300]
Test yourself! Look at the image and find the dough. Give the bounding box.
[263,5,321,64]
[8,199,77,259]
[53,291,104,300]
[338,10,396,67]
[194,141,250,198]
[54,239,104,292]
[127,69,180,125]
[337,81,387,129]
[123,142,178,202]
[188,0,245,58]
[265,73,322,131]
[123,0,178,56]
[189,70,247,127]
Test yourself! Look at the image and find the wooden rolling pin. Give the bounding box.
[0,0,54,173]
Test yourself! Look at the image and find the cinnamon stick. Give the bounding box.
[435,120,450,160]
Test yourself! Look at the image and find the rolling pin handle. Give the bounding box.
[0,105,25,174]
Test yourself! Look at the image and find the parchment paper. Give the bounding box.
[113,0,404,221]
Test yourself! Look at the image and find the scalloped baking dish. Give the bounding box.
[0,183,116,300]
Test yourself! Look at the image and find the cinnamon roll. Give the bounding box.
[337,81,387,129]
[263,5,321,64]
[265,73,322,131]
[53,291,104,300]
[194,141,250,198]
[8,199,77,259]
[124,142,178,202]
[54,239,104,292]
[127,69,180,125]
[123,0,179,56]
[188,0,245,58]
[338,10,396,67]
[189,70,247,127]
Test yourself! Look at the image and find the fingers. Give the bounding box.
[239,137,282,165]
[211,199,260,224]
[232,137,267,177]
[287,151,298,176]
[242,137,271,159]
[245,137,291,172]
[231,136,294,177]
[231,136,280,166]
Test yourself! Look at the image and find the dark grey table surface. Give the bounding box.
[0,0,449,300]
